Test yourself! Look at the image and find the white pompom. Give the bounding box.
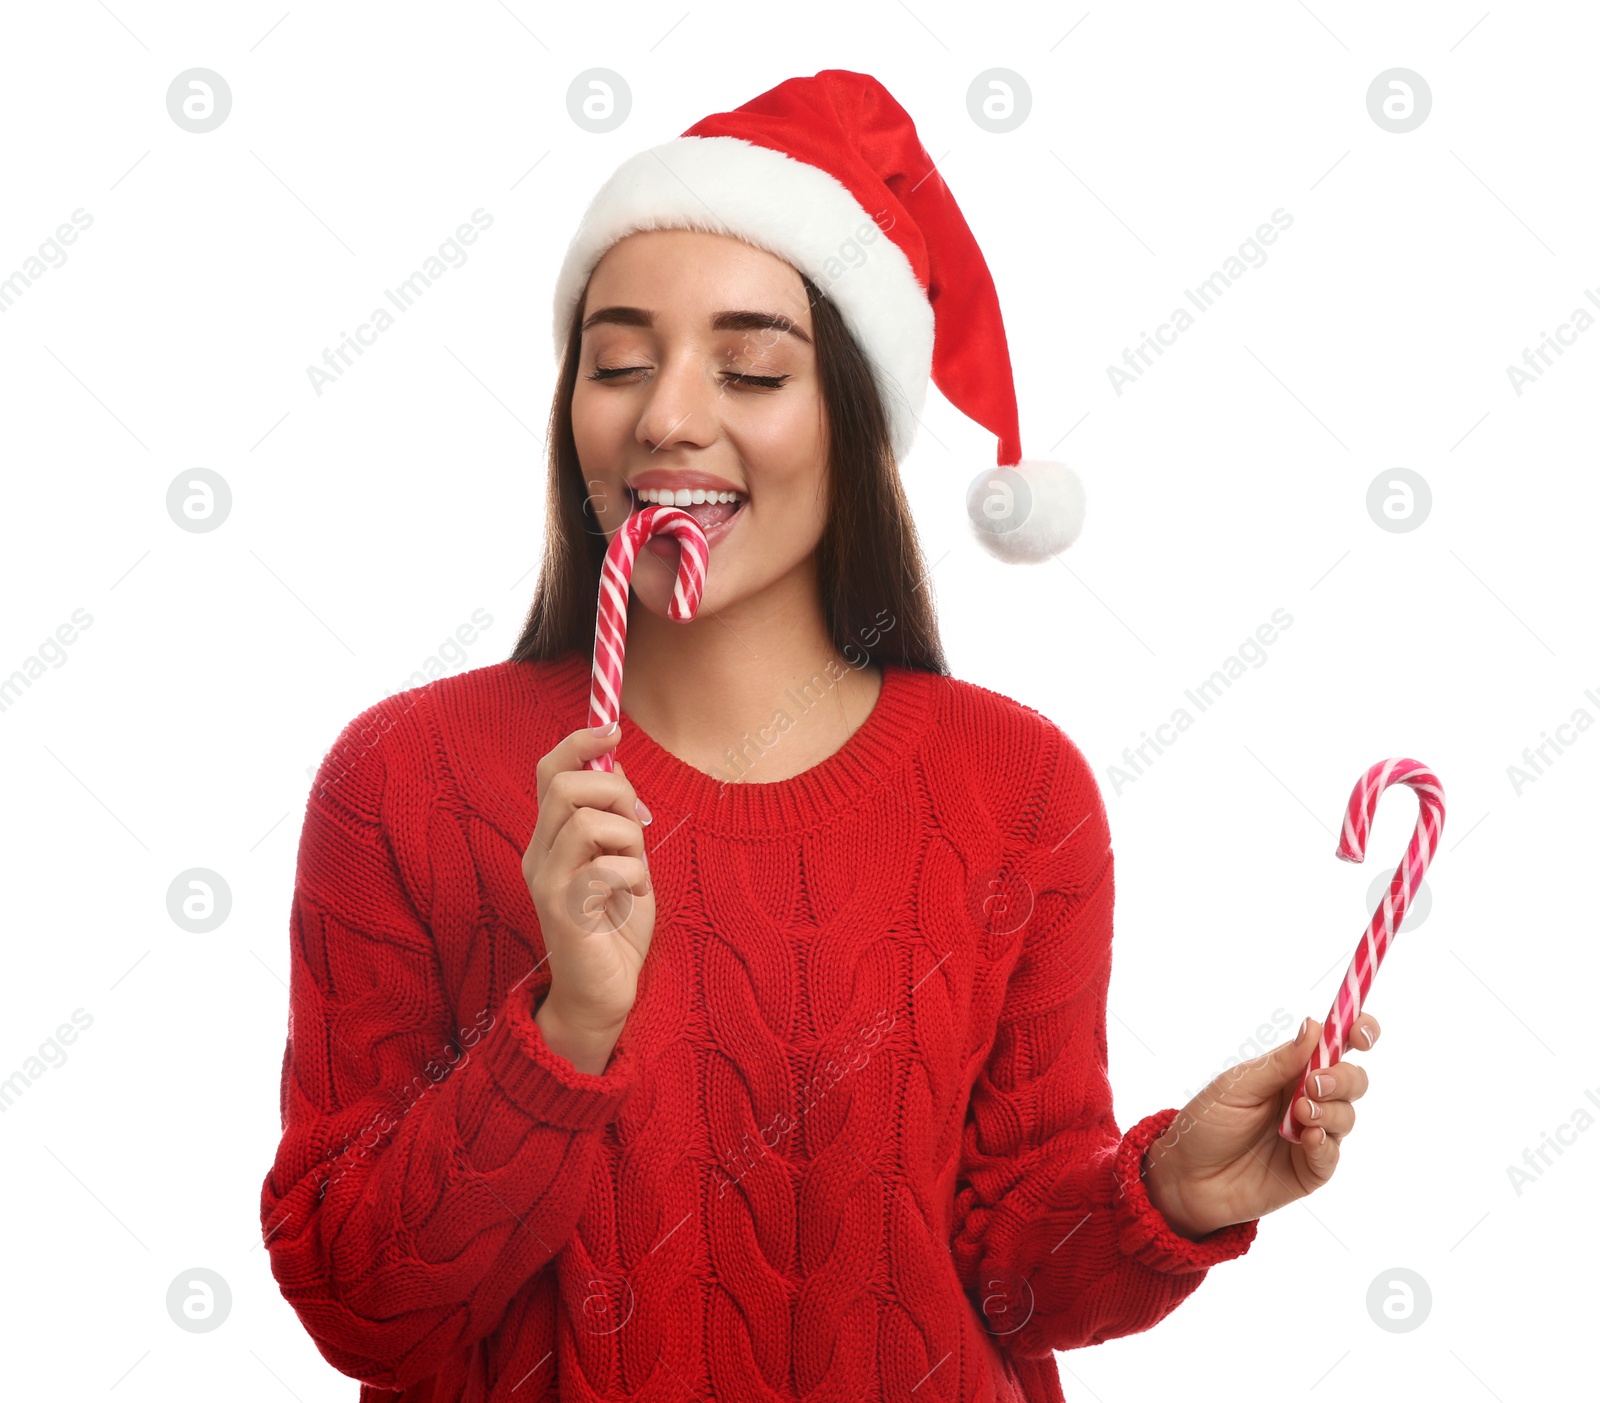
[965,460,1086,564]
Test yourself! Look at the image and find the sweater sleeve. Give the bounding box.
[949,724,1258,1360]
[260,703,639,1390]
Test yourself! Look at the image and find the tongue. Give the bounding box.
[681,499,739,531]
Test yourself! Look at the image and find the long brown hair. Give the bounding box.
[510,265,948,676]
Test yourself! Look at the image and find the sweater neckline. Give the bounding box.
[540,649,936,836]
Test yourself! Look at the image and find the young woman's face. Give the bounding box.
[571,228,828,616]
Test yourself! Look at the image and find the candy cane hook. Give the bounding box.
[586,503,710,773]
[1280,758,1446,1143]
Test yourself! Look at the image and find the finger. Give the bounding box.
[539,765,644,833]
[1307,1060,1371,1104]
[547,806,646,877]
[1300,1123,1341,1170]
[536,722,627,805]
[1347,1013,1381,1052]
[568,856,653,927]
[527,761,644,870]
[1295,1094,1356,1137]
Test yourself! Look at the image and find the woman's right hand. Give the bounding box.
[521,722,654,1070]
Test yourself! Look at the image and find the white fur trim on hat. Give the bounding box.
[551,135,935,464]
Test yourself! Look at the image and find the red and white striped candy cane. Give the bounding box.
[1280,758,1446,1143]
[586,503,710,773]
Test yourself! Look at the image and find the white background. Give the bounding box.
[1,1,1591,1397]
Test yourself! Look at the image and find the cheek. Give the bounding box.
[743,404,830,548]
[738,390,827,488]
[570,386,631,459]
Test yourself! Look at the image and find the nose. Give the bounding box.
[635,354,720,455]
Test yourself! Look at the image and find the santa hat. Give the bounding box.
[551,68,1085,563]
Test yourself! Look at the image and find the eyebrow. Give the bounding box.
[580,305,813,346]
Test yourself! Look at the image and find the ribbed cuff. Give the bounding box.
[477,981,638,1131]
[1112,1108,1260,1273]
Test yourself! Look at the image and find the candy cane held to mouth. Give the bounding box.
[586,503,710,774]
[1280,758,1446,1144]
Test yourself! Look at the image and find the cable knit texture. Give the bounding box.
[261,650,1258,1402]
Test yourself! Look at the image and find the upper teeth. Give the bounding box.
[635,487,744,506]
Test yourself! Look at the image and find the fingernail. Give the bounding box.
[592,720,619,737]
[1312,1073,1327,1097]
[1298,1017,1309,1040]
[1307,1097,1321,1119]
[1360,1025,1375,1048]
[635,797,653,825]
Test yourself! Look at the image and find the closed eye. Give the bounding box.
[585,366,790,390]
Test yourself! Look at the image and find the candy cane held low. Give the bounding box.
[586,503,710,774]
[1280,758,1446,1144]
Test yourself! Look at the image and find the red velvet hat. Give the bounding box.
[553,69,1086,562]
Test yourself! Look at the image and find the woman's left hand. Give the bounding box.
[1141,1012,1378,1238]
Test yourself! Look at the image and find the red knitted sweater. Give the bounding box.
[261,650,1258,1402]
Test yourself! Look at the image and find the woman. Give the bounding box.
[261,71,1376,1403]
